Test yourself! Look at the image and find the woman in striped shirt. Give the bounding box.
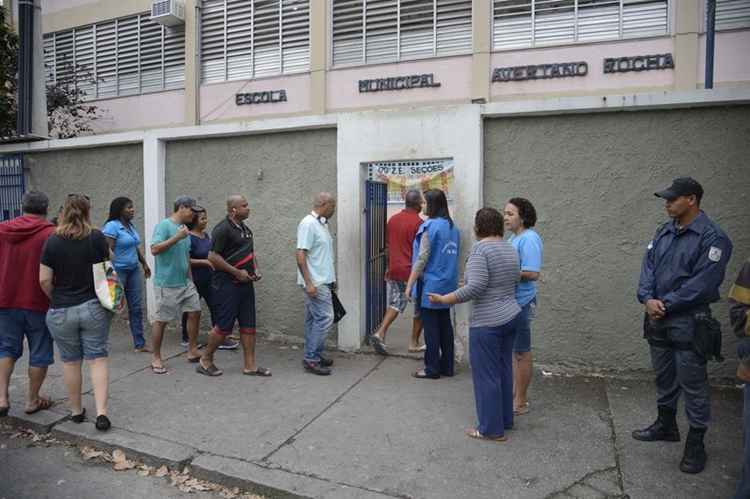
[428,207,521,441]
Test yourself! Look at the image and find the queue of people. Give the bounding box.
[1,177,748,493]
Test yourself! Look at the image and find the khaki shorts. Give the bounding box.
[154,282,201,322]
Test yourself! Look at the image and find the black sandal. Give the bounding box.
[412,370,440,379]
[196,361,223,377]
[71,408,86,423]
[370,335,388,356]
[243,367,272,377]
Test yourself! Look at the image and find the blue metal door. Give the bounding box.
[365,180,388,340]
[0,154,24,222]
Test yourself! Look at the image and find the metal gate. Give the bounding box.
[0,154,25,222]
[365,180,388,340]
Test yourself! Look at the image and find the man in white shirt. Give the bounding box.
[296,193,336,375]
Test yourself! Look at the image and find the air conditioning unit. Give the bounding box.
[150,0,185,26]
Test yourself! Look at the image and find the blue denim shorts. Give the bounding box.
[513,300,536,354]
[0,309,54,367]
[46,299,112,363]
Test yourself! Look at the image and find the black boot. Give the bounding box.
[632,406,681,442]
[679,427,707,474]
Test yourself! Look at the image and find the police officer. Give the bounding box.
[634,177,733,474]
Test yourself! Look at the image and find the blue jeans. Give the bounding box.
[735,384,750,499]
[117,266,145,349]
[303,285,333,363]
[513,299,535,353]
[0,309,54,367]
[46,299,112,363]
[469,315,520,438]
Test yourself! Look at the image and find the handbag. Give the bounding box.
[331,289,346,324]
[90,235,125,313]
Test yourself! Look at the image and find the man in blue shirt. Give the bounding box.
[634,177,733,475]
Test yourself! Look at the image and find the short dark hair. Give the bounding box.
[404,189,422,210]
[22,191,49,215]
[106,197,133,223]
[173,195,196,212]
[474,207,504,238]
[508,197,537,228]
[186,206,206,230]
[424,189,453,227]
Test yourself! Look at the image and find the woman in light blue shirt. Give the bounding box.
[504,197,543,417]
[103,197,151,351]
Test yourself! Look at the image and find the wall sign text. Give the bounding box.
[236,90,288,105]
[359,74,441,93]
[603,53,674,73]
[492,62,588,82]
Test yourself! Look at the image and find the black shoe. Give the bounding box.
[680,427,707,474]
[303,360,331,376]
[95,415,111,432]
[319,355,334,368]
[632,406,680,442]
[71,408,86,423]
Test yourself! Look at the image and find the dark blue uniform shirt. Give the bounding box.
[638,211,733,314]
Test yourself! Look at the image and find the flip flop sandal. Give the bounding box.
[0,406,9,417]
[514,403,530,416]
[408,345,427,353]
[243,367,272,377]
[196,362,223,377]
[151,364,168,375]
[465,428,507,442]
[25,397,53,415]
[370,335,388,356]
[187,355,201,363]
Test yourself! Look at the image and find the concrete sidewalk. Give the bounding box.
[3,319,744,499]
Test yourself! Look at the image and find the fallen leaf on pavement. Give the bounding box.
[155,465,169,477]
[113,460,136,471]
[137,469,150,477]
[80,447,105,460]
[112,449,127,463]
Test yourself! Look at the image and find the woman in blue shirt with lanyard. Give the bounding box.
[405,189,460,379]
[504,198,543,416]
[102,197,151,352]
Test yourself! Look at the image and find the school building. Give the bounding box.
[1,0,749,376]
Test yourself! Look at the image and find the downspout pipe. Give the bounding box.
[15,0,33,135]
[705,0,716,89]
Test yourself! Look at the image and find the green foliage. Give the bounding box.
[0,6,19,138]
[46,59,101,139]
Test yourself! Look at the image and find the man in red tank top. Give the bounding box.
[370,190,424,356]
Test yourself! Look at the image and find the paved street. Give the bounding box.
[0,428,257,499]
[1,318,745,499]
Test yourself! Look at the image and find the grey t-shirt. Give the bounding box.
[454,239,521,327]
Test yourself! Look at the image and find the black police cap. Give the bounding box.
[654,177,704,201]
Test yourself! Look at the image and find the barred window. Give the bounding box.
[43,13,185,99]
[331,0,473,67]
[716,0,750,30]
[492,0,669,50]
[200,0,310,84]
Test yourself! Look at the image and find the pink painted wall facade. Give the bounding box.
[327,56,473,111]
[698,31,750,86]
[90,90,185,133]
[490,38,675,99]
[199,74,312,123]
